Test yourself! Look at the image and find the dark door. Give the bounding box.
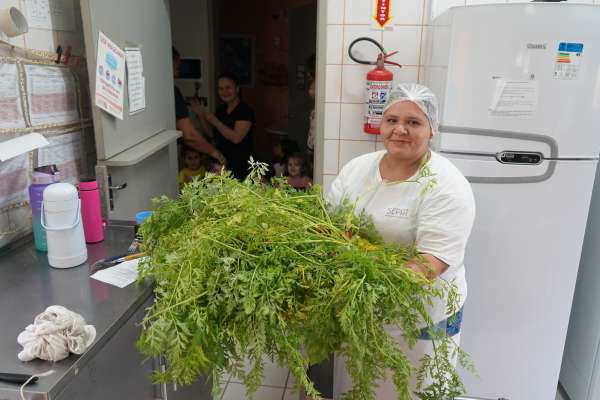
[287,2,317,155]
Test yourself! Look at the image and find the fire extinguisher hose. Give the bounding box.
[348,37,402,69]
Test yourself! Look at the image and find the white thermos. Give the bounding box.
[41,183,88,268]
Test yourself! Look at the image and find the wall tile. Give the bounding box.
[343,25,382,64]
[382,25,422,66]
[395,0,425,25]
[56,30,85,56]
[393,65,419,85]
[430,0,466,21]
[324,103,341,139]
[328,0,345,24]
[325,65,342,102]
[24,28,58,52]
[340,103,377,141]
[326,25,344,64]
[323,139,340,174]
[339,140,376,167]
[341,64,371,103]
[322,174,337,194]
[344,0,373,24]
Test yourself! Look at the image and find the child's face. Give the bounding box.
[184,151,201,170]
[210,162,224,174]
[273,144,284,159]
[308,80,316,99]
[287,157,303,177]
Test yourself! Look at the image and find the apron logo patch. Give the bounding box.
[384,207,409,218]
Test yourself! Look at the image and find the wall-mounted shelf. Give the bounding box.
[98,130,181,167]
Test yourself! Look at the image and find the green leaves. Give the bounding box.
[136,168,471,400]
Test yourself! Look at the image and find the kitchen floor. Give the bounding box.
[218,358,570,400]
[218,358,299,400]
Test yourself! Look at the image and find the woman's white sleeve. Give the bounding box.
[416,188,475,269]
[326,173,346,206]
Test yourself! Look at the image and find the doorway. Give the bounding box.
[170,0,318,179]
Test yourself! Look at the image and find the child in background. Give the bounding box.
[285,152,312,190]
[271,139,299,178]
[179,148,206,190]
[209,160,225,175]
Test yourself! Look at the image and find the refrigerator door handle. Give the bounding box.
[440,149,544,165]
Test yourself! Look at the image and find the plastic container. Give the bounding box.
[78,178,104,243]
[42,183,88,268]
[129,211,152,254]
[28,166,60,252]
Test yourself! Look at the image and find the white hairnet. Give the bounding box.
[383,83,439,135]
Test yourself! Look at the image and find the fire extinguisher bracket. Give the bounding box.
[348,37,402,135]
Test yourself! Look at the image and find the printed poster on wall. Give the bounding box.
[24,65,79,126]
[37,132,83,184]
[0,63,26,129]
[94,31,125,120]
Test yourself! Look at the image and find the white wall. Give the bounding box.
[170,0,214,101]
[319,0,600,192]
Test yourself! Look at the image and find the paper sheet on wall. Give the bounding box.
[490,79,538,119]
[37,132,82,184]
[0,64,26,129]
[125,48,146,115]
[94,32,125,120]
[25,65,79,126]
[25,0,75,31]
[0,133,49,162]
[90,258,140,288]
[0,152,29,209]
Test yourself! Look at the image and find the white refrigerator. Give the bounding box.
[423,4,600,400]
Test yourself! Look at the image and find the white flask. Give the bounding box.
[42,183,88,268]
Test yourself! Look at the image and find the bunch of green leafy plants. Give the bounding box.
[137,160,471,400]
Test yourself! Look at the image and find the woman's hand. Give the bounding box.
[205,111,217,126]
[211,149,226,165]
[190,97,204,116]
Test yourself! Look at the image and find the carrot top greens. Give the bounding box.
[137,159,472,400]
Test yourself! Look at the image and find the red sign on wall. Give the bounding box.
[373,0,392,29]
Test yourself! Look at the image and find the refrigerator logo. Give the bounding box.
[527,43,547,50]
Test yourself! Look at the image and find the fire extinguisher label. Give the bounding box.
[365,80,393,130]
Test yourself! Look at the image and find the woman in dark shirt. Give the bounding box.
[193,72,254,180]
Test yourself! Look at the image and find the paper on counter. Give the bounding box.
[0,133,49,162]
[90,258,142,288]
[490,79,538,119]
[125,48,146,115]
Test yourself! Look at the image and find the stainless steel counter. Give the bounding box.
[0,225,154,400]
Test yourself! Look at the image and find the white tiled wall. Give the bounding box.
[322,0,428,192]
[320,0,600,192]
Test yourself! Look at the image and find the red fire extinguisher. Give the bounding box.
[348,38,402,135]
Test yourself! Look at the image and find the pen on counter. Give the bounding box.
[91,252,145,271]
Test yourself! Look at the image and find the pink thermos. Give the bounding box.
[78,178,104,243]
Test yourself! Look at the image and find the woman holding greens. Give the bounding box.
[327,83,476,398]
